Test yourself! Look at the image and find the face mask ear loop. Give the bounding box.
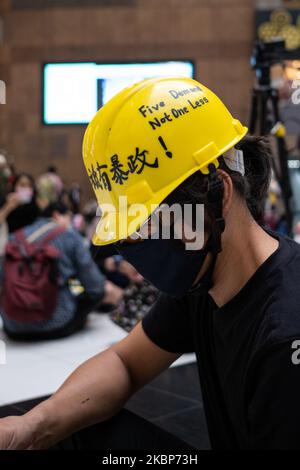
[188,165,225,295]
[207,163,225,254]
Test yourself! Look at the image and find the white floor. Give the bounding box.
[0,314,196,406]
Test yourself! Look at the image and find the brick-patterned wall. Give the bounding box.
[0,0,255,201]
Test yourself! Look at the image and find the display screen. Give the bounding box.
[42,61,195,125]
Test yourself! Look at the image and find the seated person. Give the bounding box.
[0,188,123,341]
[0,172,39,234]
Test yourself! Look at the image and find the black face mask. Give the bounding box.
[115,236,214,298]
[115,164,225,298]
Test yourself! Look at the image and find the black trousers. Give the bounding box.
[4,293,99,341]
[52,408,196,451]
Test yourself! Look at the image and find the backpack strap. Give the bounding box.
[38,225,66,246]
[14,228,31,257]
[14,223,66,255]
[26,222,57,244]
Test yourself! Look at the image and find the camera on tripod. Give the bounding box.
[251,39,286,86]
[249,38,293,234]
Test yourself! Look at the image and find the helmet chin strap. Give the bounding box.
[189,163,225,294]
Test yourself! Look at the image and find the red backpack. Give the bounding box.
[1,222,65,323]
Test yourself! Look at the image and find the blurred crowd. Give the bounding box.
[0,150,147,342]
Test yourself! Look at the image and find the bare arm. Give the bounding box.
[0,323,180,449]
[0,202,13,224]
[0,194,21,224]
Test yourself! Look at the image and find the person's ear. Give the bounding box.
[216,169,233,217]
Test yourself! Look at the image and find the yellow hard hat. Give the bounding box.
[82,76,248,245]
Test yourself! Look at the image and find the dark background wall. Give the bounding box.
[0,0,254,201]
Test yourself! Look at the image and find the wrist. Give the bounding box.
[23,398,60,449]
[2,203,12,216]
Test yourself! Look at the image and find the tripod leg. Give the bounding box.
[269,89,293,235]
[249,90,258,134]
[260,92,269,135]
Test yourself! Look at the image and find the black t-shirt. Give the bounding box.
[142,232,300,449]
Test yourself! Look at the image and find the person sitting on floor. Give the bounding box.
[0,181,123,341]
[0,172,39,234]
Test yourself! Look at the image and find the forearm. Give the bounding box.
[0,204,12,224]
[23,348,133,449]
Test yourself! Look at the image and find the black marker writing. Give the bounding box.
[110,155,129,185]
[187,96,209,110]
[128,147,158,174]
[171,106,189,118]
[158,136,173,159]
[139,101,166,118]
[88,163,111,191]
[168,86,202,99]
[149,112,173,130]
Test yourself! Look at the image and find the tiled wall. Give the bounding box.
[0,0,254,201]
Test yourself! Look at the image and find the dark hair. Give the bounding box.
[168,135,272,225]
[13,172,36,192]
[47,165,57,174]
[41,201,69,218]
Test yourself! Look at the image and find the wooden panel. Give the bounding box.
[0,0,11,15]
[10,42,252,63]
[12,0,136,9]
[6,5,254,47]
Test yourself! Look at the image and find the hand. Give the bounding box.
[103,257,117,272]
[6,192,22,211]
[103,257,143,284]
[102,281,124,306]
[0,415,35,450]
[119,260,144,284]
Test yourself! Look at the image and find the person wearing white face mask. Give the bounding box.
[0,173,39,234]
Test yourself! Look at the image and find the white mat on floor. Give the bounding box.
[0,314,196,406]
